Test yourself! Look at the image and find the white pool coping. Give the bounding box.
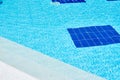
[0,37,106,80]
[0,61,38,80]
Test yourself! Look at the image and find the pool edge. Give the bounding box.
[0,37,106,80]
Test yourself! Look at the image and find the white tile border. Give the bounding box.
[0,37,106,80]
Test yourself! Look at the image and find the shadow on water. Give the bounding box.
[0,0,3,5]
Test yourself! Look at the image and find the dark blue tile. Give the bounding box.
[87,40,96,46]
[101,32,110,38]
[105,31,114,37]
[99,39,109,45]
[89,33,97,39]
[90,27,98,32]
[67,28,74,34]
[112,31,120,36]
[74,41,83,47]
[77,33,84,40]
[107,0,120,1]
[102,25,114,31]
[95,32,104,38]
[106,38,115,44]
[86,27,93,32]
[80,40,89,47]
[74,28,80,33]
[105,30,120,37]
[52,0,86,4]
[78,28,87,33]
[70,34,78,40]
[112,37,120,43]
[67,25,120,48]
[82,33,90,39]
[93,39,102,46]
[95,26,104,31]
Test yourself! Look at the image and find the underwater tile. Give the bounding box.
[52,0,86,4]
[107,0,120,1]
[67,25,120,48]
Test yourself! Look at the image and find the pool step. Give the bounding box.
[0,37,106,80]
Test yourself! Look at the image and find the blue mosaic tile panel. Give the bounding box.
[107,0,120,1]
[67,25,120,48]
[52,0,86,4]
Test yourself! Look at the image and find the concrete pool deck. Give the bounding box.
[0,37,106,80]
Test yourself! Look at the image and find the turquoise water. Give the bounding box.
[0,0,120,80]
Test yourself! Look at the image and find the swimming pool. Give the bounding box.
[0,0,120,80]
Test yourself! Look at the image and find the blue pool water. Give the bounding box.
[0,0,120,80]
